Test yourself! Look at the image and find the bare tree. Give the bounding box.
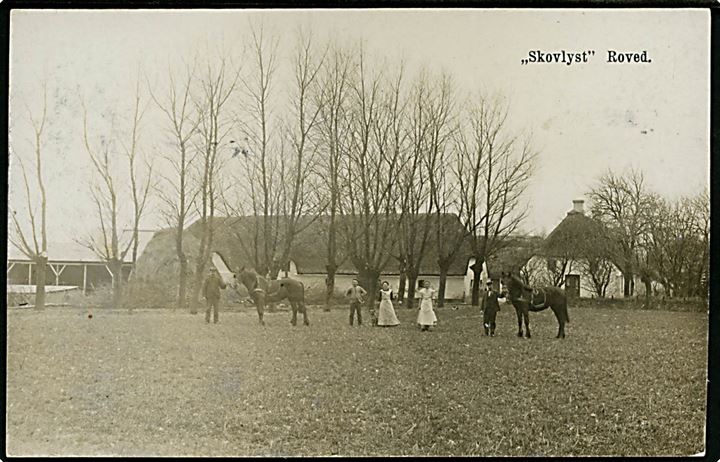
[189,52,241,313]
[273,30,329,273]
[520,254,553,287]
[316,44,353,309]
[80,101,133,310]
[395,70,455,308]
[80,76,154,311]
[394,72,432,307]
[8,83,49,309]
[428,145,468,307]
[546,257,574,288]
[149,59,201,311]
[227,32,332,295]
[419,72,458,307]
[642,191,709,299]
[121,76,154,268]
[588,169,654,297]
[340,48,408,305]
[691,189,710,300]
[227,24,283,278]
[454,94,535,306]
[581,257,615,298]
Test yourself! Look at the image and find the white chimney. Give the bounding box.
[571,199,585,215]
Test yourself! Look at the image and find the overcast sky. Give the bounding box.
[8,9,710,244]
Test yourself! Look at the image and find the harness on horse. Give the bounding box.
[517,287,547,308]
[251,274,266,297]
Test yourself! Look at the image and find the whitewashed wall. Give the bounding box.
[523,256,646,298]
[276,261,467,301]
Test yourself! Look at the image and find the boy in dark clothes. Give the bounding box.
[482,280,502,336]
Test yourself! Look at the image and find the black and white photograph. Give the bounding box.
[5,8,710,457]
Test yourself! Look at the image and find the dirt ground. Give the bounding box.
[5,303,708,456]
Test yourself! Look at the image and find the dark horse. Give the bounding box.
[235,267,309,327]
[500,272,570,339]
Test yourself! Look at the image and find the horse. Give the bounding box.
[499,272,570,339]
[234,267,309,327]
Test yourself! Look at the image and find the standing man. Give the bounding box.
[345,278,367,326]
[482,280,501,336]
[203,267,227,324]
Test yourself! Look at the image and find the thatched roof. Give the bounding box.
[192,214,474,276]
[135,213,477,279]
[542,210,617,260]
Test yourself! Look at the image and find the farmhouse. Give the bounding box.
[134,214,541,303]
[524,199,643,298]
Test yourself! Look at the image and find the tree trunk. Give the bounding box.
[324,263,336,312]
[397,271,407,305]
[686,269,695,299]
[644,278,652,308]
[470,258,484,307]
[593,282,602,299]
[191,219,213,314]
[358,267,380,310]
[437,265,449,308]
[325,211,337,312]
[111,258,123,310]
[623,269,634,297]
[177,253,188,311]
[190,271,203,314]
[34,256,47,310]
[406,272,418,309]
[190,249,209,314]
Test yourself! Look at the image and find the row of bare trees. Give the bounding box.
[524,169,708,301]
[10,78,155,310]
[220,35,536,309]
[589,169,709,300]
[9,28,536,311]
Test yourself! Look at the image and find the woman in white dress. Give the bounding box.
[377,281,400,327]
[416,280,438,331]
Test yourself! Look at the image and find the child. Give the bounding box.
[482,280,502,336]
[345,278,367,326]
[377,281,400,327]
[416,280,438,331]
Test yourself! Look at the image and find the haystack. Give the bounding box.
[132,228,202,283]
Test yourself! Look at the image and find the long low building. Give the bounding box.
[6,231,154,295]
[133,215,540,303]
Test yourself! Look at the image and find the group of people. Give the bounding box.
[201,266,505,335]
[345,278,438,330]
[346,278,504,335]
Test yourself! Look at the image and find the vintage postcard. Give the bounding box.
[6,8,710,457]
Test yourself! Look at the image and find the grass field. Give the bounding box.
[6,302,708,456]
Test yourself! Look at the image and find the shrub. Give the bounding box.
[123,279,176,310]
[572,296,706,312]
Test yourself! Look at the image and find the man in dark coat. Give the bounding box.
[203,267,227,324]
[482,280,502,336]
